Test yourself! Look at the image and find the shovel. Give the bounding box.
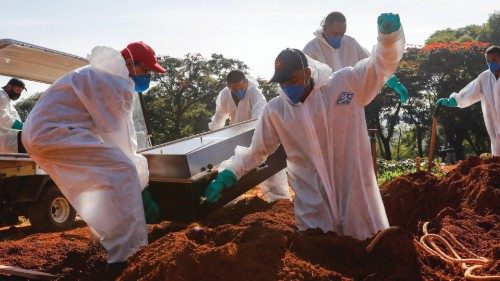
[427,105,441,172]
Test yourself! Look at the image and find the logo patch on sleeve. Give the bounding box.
[336,92,354,105]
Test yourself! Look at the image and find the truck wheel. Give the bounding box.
[28,184,76,232]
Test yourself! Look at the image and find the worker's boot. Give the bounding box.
[105,261,127,280]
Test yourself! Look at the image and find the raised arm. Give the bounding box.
[342,13,406,107]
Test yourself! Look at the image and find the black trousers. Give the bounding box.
[17,131,26,153]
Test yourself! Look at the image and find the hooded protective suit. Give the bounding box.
[209,79,290,201]
[0,89,22,152]
[449,70,500,155]
[208,78,266,131]
[303,20,370,72]
[219,27,405,240]
[22,46,148,263]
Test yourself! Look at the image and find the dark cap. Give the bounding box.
[121,41,166,74]
[269,48,308,83]
[7,78,26,91]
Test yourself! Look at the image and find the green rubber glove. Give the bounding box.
[141,187,160,223]
[378,13,401,34]
[204,169,238,203]
[11,119,23,130]
[436,97,458,107]
[386,75,409,103]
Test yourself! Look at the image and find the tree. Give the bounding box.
[398,47,433,158]
[426,11,499,45]
[364,48,429,160]
[419,41,491,159]
[365,88,401,160]
[144,53,248,143]
[485,11,500,45]
[257,78,280,101]
[14,92,42,120]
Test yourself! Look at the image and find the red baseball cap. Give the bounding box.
[121,41,166,74]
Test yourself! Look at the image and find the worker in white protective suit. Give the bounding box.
[303,11,369,72]
[437,45,500,156]
[0,78,26,153]
[208,70,291,202]
[204,13,405,240]
[22,41,166,274]
[304,11,409,103]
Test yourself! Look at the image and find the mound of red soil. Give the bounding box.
[0,227,107,280]
[443,156,500,214]
[120,199,424,281]
[0,222,189,280]
[381,156,500,233]
[0,156,498,280]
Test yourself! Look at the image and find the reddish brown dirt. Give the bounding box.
[120,200,424,281]
[443,156,500,214]
[381,156,500,233]
[0,226,107,280]
[0,156,498,280]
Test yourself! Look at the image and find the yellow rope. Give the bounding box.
[418,222,500,281]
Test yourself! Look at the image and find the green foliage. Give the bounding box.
[485,11,500,45]
[425,11,499,45]
[376,158,444,185]
[14,92,42,120]
[257,77,279,100]
[377,159,416,185]
[378,170,406,186]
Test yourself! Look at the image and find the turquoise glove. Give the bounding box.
[11,119,23,130]
[204,169,238,203]
[142,187,160,223]
[386,75,409,103]
[436,97,458,107]
[378,13,401,34]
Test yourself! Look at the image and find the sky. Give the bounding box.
[0,0,497,101]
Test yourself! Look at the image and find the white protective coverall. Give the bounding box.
[220,27,405,240]
[208,79,291,201]
[0,89,21,152]
[303,19,370,72]
[22,46,148,263]
[450,70,500,155]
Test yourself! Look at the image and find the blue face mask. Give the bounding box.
[488,61,500,74]
[234,89,246,100]
[282,84,306,104]
[132,74,151,93]
[326,35,343,49]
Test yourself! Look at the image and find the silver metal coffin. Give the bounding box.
[141,119,288,221]
[142,119,257,182]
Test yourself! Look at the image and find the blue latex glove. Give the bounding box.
[142,187,160,223]
[11,119,23,130]
[378,13,401,34]
[386,75,409,103]
[436,97,458,107]
[204,169,238,203]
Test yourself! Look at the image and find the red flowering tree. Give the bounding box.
[419,41,491,158]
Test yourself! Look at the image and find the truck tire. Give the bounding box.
[28,183,76,232]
